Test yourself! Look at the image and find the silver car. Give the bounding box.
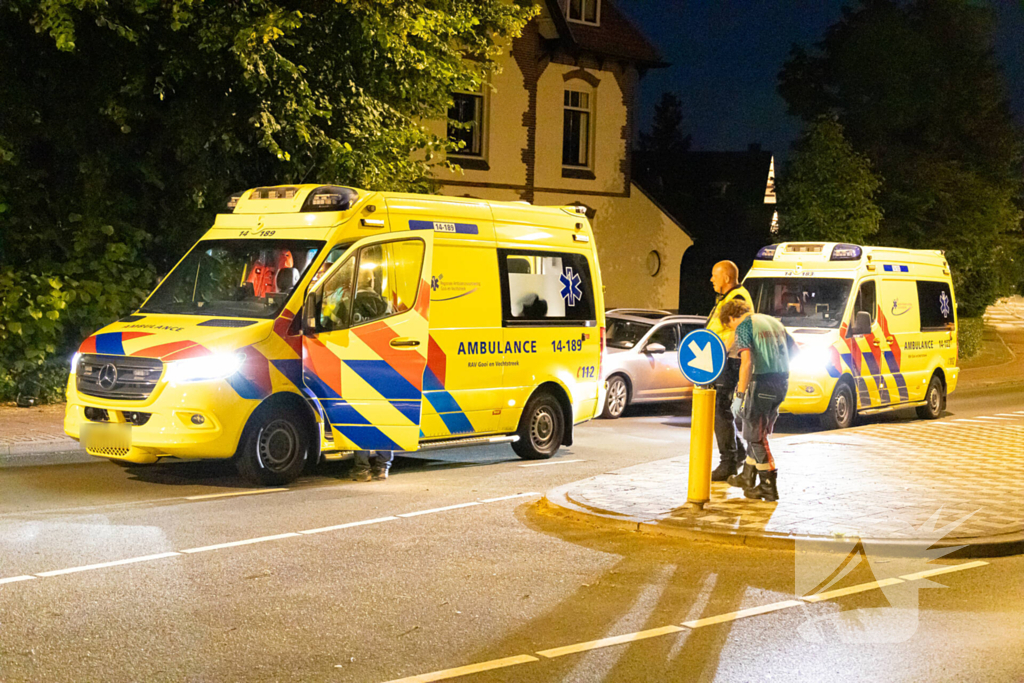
[600,309,707,419]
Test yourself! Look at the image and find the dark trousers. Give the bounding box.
[713,358,746,467]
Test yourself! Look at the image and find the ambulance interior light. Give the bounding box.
[830,244,862,261]
[755,245,778,260]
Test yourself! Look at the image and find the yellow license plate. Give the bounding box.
[81,423,132,457]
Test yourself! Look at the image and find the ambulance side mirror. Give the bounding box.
[851,311,872,336]
[303,291,321,335]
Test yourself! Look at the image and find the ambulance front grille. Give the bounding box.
[77,354,164,401]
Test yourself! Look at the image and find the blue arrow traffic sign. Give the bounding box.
[678,329,727,385]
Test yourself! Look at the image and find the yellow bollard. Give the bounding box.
[687,385,716,507]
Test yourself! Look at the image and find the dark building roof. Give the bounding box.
[544,0,667,68]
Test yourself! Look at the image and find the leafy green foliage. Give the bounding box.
[778,0,1024,317]
[778,117,883,243]
[0,0,536,401]
[957,316,983,360]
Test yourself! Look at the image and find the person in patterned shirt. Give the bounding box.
[718,299,796,501]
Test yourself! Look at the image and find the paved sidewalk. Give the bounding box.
[0,404,86,466]
[547,413,1024,557]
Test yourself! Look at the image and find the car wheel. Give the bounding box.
[820,381,855,430]
[601,375,629,419]
[512,392,564,460]
[236,407,310,486]
[916,375,945,420]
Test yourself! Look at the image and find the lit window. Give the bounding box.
[567,0,599,24]
[448,92,484,157]
[562,90,591,167]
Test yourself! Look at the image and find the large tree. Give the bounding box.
[777,116,883,244]
[778,0,1024,316]
[0,0,536,399]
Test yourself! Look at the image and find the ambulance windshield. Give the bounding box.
[141,239,324,318]
[745,277,853,329]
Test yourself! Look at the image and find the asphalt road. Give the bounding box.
[1,387,1022,682]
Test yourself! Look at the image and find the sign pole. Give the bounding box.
[686,384,716,507]
[677,328,727,511]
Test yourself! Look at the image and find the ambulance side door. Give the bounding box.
[848,278,892,407]
[876,277,920,403]
[302,231,433,452]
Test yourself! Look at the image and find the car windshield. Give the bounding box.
[744,277,853,329]
[141,239,324,318]
[606,318,653,349]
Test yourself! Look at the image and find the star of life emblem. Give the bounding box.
[939,291,951,318]
[559,267,583,307]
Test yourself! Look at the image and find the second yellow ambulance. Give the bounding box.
[64,185,606,484]
[744,242,959,429]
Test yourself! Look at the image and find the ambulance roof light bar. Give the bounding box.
[754,244,778,260]
[830,244,863,261]
[300,186,359,213]
[225,191,245,212]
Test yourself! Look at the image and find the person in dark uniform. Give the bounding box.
[705,261,751,481]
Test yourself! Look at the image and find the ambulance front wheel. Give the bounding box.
[512,393,564,460]
[820,381,855,431]
[916,375,945,420]
[235,406,310,486]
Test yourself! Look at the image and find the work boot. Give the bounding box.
[744,470,779,502]
[727,463,757,490]
[350,465,371,482]
[710,459,738,482]
[371,466,389,481]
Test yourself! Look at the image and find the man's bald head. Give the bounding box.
[711,261,740,295]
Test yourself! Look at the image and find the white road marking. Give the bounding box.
[900,560,989,582]
[682,600,804,628]
[398,502,481,518]
[180,533,300,554]
[0,575,37,586]
[383,654,539,683]
[994,413,1024,418]
[36,552,181,577]
[185,488,288,501]
[952,419,988,423]
[519,459,585,468]
[299,516,397,535]
[479,492,541,503]
[969,416,1013,421]
[802,577,904,603]
[537,625,684,659]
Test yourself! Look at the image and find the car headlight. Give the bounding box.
[791,346,833,374]
[70,352,81,374]
[165,353,245,384]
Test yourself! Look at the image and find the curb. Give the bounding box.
[543,484,1024,559]
[0,440,94,468]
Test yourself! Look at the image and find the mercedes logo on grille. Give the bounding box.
[97,363,119,390]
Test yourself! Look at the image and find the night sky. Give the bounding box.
[620,0,1024,162]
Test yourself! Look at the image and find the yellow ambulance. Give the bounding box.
[65,185,606,484]
[743,242,958,429]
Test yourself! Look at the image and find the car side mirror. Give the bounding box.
[852,310,872,336]
[303,291,320,335]
[645,342,667,355]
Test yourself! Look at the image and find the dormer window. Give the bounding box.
[567,0,600,25]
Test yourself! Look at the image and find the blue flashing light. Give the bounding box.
[301,185,358,213]
[830,244,863,261]
[755,244,779,260]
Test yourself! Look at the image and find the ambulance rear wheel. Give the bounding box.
[820,381,855,431]
[513,393,564,460]
[236,407,309,486]
[916,375,945,420]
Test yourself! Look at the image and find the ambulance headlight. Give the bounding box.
[70,352,81,374]
[166,353,245,383]
[792,346,832,374]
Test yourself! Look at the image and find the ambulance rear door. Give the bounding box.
[301,231,433,452]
